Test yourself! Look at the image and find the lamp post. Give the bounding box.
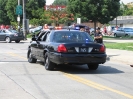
[116,17,117,27]
[23,0,27,40]
[18,0,20,32]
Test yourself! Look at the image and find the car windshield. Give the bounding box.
[53,31,93,43]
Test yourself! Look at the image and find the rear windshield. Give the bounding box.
[53,31,93,43]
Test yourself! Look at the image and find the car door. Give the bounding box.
[120,28,125,36]
[37,31,50,61]
[30,32,45,59]
[115,28,122,36]
[0,30,7,41]
[0,30,2,40]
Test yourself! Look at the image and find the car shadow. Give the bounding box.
[53,64,124,74]
[27,61,124,74]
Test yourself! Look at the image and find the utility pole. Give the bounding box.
[18,0,20,32]
[23,0,27,40]
[116,17,117,27]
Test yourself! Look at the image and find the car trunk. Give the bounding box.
[62,42,105,54]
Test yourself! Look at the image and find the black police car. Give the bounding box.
[27,29,107,70]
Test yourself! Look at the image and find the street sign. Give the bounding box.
[77,18,81,24]
[16,5,22,15]
[17,16,20,21]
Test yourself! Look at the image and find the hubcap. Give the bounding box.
[45,57,49,67]
[6,38,10,42]
[29,52,31,59]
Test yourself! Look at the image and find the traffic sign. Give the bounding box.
[16,5,22,15]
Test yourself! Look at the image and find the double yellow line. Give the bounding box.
[64,73,133,99]
[8,52,133,99]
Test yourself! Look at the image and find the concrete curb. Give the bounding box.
[106,49,133,65]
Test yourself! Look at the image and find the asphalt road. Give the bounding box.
[0,41,133,99]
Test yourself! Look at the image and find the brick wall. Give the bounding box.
[82,22,104,28]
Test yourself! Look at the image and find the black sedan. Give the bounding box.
[0,29,24,43]
[27,30,107,70]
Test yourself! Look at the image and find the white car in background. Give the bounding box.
[29,26,42,33]
[113,27,133,37]
[89,28,94,35]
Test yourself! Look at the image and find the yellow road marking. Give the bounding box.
[63,73,133,99]
[64,73,105,90]
[7,52,133,99]
[8,52,27,60]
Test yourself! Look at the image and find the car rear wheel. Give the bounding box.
[114,33,117,37]
[27,49,37,63]
[15,40,20,43]
[87,63,99,70]
[44,52,55,70]
[125,34,128,37]
[5,37,11,43]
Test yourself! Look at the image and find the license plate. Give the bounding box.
[79,47,87,52]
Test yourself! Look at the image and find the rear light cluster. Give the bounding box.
[57,44,67,52]
[14,34,18,36]
[99,45,106,52]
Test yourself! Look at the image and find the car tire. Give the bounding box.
[125,34,128,37]
[114,33,117,37]
[15,40,20,43]
[87,63,99,70]
[44,52,55,70]
[5,37,11,43]
[27,49,37,63]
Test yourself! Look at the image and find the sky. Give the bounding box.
[46,0,133,5]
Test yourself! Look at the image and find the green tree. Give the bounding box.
[119,2,128,15]
[26,0,46,25]
[0,0,10,25]
[52,0,68,5]
[126,7,133,15]
[4,0,46,26]
[67,0,120,28]
[119,2,133,16]
[5,0,17,23]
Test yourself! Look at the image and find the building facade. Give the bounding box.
[109,16,133,27]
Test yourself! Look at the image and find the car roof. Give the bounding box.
[51,29,81,32]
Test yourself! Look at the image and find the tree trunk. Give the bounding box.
[94,21,97,33]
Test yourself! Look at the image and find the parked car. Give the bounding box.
[29,26,42,33]
[89,28,95,35]
[27,29,107,70]
[112,27,133,37]
[0,29,24,43]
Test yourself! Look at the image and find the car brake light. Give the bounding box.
[99,45,105,52]
[14,34,18,36]
[57,44,67,52]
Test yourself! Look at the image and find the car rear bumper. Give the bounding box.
[50,53,107,65]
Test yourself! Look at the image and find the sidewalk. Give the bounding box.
[104,39,133,43]
[104,39,133,65]
[106,48,133,65]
